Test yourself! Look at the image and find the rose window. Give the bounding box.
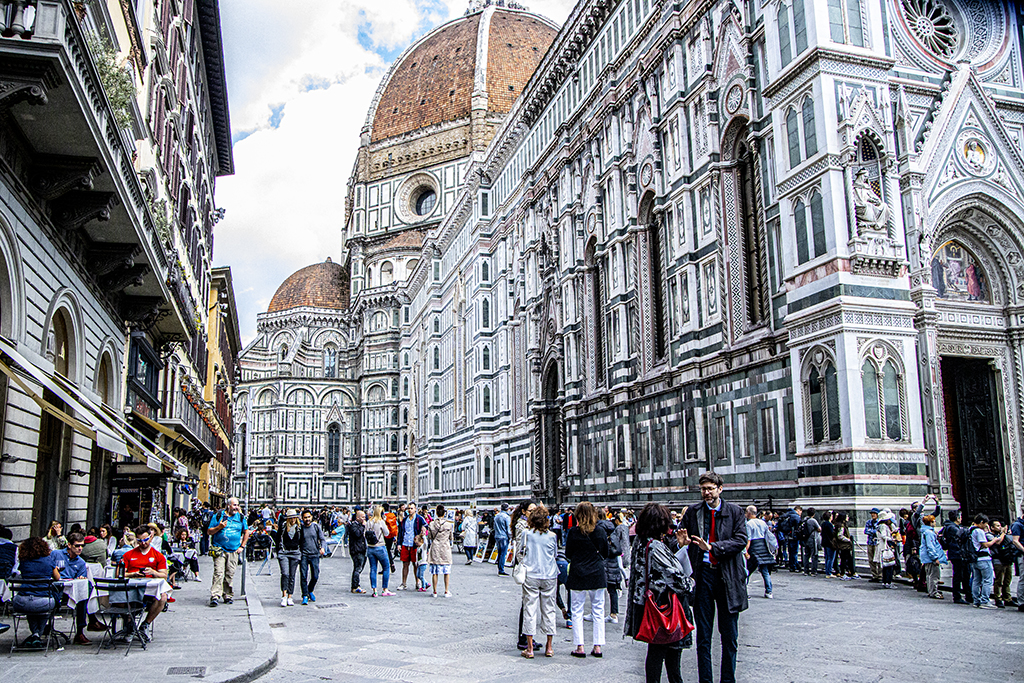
[901,0,959,58]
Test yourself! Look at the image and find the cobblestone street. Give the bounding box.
[252,554,1023,683]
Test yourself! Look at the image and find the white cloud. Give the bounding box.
[214,0,577,344]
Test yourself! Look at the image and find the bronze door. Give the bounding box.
[941,357,1009,520]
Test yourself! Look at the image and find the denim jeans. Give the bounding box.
[367,546,390,591]
[300,554,320,597]
[695,566,739,683]
[801,543,819,574]
[972,559,994,605]
[823,547,837,575]
[495,538,509,573]
[747,559,772,595]
[786,539,800,570]
[12,594,55,636]
[464,545,475,562]
[350,550,366,590]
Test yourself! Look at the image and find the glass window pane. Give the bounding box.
[793,0,808,53]
[779,6,792,66]
[810,192,826,257]
[802,97,817,156]
[809,368,824,443]
[863,361,881,439]
[883,360,902,440]
[787,108,801,167]
[828,0,845,42]
[794,200,809,264]
[848,0,864,46]
[825,362,841,440]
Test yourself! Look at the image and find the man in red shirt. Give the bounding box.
[120,525,169,643]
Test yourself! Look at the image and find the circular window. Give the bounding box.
[901,0,959,58]
[415,189,436,216]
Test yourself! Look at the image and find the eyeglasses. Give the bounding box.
[71,543,84,548]
[699,486,720,492]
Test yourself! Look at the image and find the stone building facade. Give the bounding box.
[240,0,1024,523]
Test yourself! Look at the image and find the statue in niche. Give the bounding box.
[853,168,888,233]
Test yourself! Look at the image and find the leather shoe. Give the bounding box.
[74,633,91,646]
[87,622,106,632]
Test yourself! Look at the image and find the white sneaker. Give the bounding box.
[583,614,592,622]
[605,615,618,623]
[287,597,294,606]
[432,592,438,598]
[397,584,407,591]
[444,591,452,598]
[280,597,288,608]
[765,592,773,599]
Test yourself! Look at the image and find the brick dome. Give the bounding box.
[369,6,558,143]
[268,259,348,313]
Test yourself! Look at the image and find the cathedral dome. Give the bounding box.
[268,259,348,313]
[368,6,558,143]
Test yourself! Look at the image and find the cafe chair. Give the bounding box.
[6,578,63,656]
[92,578,148,655]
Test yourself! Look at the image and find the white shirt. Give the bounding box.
[746,517,769,541]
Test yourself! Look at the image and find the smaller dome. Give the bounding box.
[268,260,348,313]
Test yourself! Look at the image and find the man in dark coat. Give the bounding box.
[679,472,748,683]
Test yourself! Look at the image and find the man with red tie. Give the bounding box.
[678,472,748,683]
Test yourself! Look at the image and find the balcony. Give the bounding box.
[0,0,191,336]
[159,385,218,460]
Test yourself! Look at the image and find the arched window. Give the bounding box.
[786,108,801,168]
[434,316,440,334]
[403,376,409,396]
[802,97,817,157]
[483,385,491,413]
[793,0,807,53]
[805,351,841,445]
[433,413,440,436]
[481,299,490,328]
[327,424,341,471]
[779,4,792,66]
[481,261,489,282]
[433,383,440,404]
[280,344,288,361]
[402,407,408,424]
[404,352,410,367]
[862,349,905,441]
[433,466,440,490]
[390,434,398,452]
[380,261,394,285]
[484,456,491,484]
[810,191,826,258]
[482,345,490,371]
[794,198,809,264]
[644,201,667,359]
[402,473,408,495]
[324,345,337,378]
[391,380,398,398]
[433,346,440,370]
[828,0,864,46]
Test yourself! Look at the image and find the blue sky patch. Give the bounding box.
[268,103,286,129]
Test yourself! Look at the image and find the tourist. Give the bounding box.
[679,472,748,683]
[365,505,393,597]
[520,504,558,659]
[299,509,328,605]
[918,514,947,599]
[383,503,398,574]
[990,520,1016,607]
[598,506,624,624]
[971,513,999,608]
[274,509,302,607]
[346,508,368,594]
[865,508,881,581]
[461,508,478,564]
[779,506,801,571]
[100,524,118,557]
[44,520,66,552]
[397,503,427,589]
[208,496,250,607]
[625,503,693,683]
[612,512,631,582]
[53,531,93,644]
[833,513,856,579]
[875,510,897,589]
[800,508,821,576]
[939,510,971,603]
[744,505,774,599]
[81,528,109,566]
[1010,504,1024,612]
[11,536,59,647]
[494,503,511,575]
[414,533,428,591]
[0,525,15,579]
[820,511,837,577]
[428,504,454,597]
[512,500,536,648]
[565,501,610,658]
[173,527,201,579]
[121,525,170,643]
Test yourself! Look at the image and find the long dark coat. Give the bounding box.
[682,499,749,614]
[565,525,610,591]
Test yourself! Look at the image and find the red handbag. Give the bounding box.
[635,541,694,645]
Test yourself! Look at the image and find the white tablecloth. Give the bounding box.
[59,577,99,614]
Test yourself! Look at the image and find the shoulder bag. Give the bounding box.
[636,541,694,645]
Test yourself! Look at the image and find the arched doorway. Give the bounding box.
[33,308,75,535]
[537,362,564,505]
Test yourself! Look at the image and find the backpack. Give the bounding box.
[365,525,379,546]
[794,519,812,542]
[385,513,398,539]
[958,527,979,563]
[778,512,797,536]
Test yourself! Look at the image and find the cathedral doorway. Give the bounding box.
[940,356,1009,521]
[537,362,564,505]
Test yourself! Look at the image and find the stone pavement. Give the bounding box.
[251,552,1023,683]
[0,555,276,683]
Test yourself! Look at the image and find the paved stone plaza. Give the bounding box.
[252,554,1023,683]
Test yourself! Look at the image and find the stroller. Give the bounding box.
[246,532,273,563]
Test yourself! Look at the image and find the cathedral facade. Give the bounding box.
[236,0,1024,523]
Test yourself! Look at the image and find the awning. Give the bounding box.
[0,337,128,456]
[130,408,194,450]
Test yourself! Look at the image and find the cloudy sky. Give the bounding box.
[214,0,576,344]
